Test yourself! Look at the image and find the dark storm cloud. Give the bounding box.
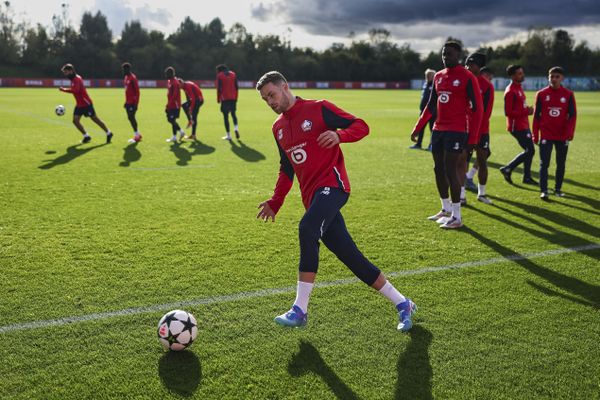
[252,0,600,37]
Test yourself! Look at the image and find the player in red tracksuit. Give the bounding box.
[256,71,416,332]
[164,66,185,143]
[178,79,204,141]
[464,53,494,205]
[411,41,483,229]
[59,64,113,144]
[122,62,141,143]
[500,65,537,185]
[532,66,577,199]
[216,64,239,140]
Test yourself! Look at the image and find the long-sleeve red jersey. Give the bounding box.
[532,85,577,142]
[267,98,369,214]
[62,74,92,107]
[182,81,204,110]
[504,81,530,132]
[478,75,494,135]
[124,72,140,105]
[216,70,238,102]
[412,65,483,145]
[166,77,181,110]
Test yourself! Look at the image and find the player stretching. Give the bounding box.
[216,64,239,140]
[464,54,494,204]
[532,66,577,199]
[410,42,483,229]
[256,71,416,332]
[178,78,204,141]
[499,65,537,185]
[164,67,185,143]
[59,64,113,144]
[122,62,141,143]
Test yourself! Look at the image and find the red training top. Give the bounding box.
[63,74,93,107]
[124,72,140,105]
[504,81,530,132]
[216,70,238,102]
[182,81,204,111]
[532,85,577,142]
[412,65,483,145]
[478,75,494,136]
[166,77,181,110]
[267,98,369,214]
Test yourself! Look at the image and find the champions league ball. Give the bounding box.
[55,105,65,116]
[157,310,198,351]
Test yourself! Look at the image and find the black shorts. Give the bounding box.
[220,100,237,113]
[431,131,467,154]
[478,134,490,150]
[182,99,203,115]
[124,103,137,114]
[166,108,180,122]
[74,105,95,118]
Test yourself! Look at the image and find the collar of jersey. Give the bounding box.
[283,97,305,119]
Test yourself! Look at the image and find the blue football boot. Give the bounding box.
[396,299,417,332]
[274,305,307,328]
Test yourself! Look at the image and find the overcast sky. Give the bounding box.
[11,0,600,54]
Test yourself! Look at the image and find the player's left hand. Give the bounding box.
[410,131,419,142]
[317,130,340,148]
[257,201,276,222]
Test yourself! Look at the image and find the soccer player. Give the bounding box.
[216,64,239,140]
[464,54,494,204]
[500,65,537,185]
[410,42,483,229]
[410,68,436,150]
[532,66,577,199]
[58,64,113,144]
[178,78,204,141]
[164,66,185,143]
[122,62,141,143]
[256,71,416,331]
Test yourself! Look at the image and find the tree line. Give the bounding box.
[1,2,599,80]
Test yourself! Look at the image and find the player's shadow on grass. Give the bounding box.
[460,226,599,309]
[288,340,360,400]
[229,140,266,162]
[170,141,215,166]
[395,325,433,400]
[39,143,106,170]
[190,140,215,156]
[158,350,201,397]
[119,142,141,167]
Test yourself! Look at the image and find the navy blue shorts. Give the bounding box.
[220,100,237,114]
[74,105,95,118]
[124,103,137,114]
[431,130,467,154]
[478,134,490,150]
[166,108,180,122]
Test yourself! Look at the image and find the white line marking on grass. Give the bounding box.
[0,243,598,334]
[128,164,215,171]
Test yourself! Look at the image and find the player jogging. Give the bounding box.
[216,64,239,140]
[59,64,113,144]
[410,41,483,229]
[256,71,416,332]
[532,66,577,199]
[464,54,494,204]
[164,66,185,143]
[179,78,204,141]
[499,65,537,185]
[122,62,141,143]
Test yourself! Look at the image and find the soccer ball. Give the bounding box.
[157,310,198,351]
[55,105,65,116]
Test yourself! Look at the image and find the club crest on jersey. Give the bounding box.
[277,128,283,140]
[560,97,566,103]
[301,120,312,132]
[452,79,460,87]
[545,95,550,101]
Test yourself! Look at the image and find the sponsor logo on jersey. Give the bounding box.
[549,107,561,117]
[439,91,451,104]
[291,149,307,164]
[301,119,312,132]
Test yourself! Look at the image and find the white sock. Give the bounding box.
[460,186,466,199]
[378,280,406,306]
[478,184,486,196]
[293,281,314,314]
[83,132,89,137]
[452,202,462,220]
[134,131,139,136]
[441,198,451,212]
[105,131,111,136]
[234,124,239,131]
[466,167,478,179]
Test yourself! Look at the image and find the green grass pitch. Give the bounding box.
[0,88,598,399]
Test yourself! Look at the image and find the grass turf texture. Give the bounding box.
[0,88,598,399]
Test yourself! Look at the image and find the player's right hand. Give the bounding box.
[257,201,276,223]
[410,131,418,142]
[527,106,534,115]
